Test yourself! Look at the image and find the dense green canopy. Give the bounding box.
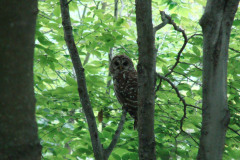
[36,0,240,159]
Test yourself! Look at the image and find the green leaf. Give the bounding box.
[112,153,121,160]
[66,76,77,86]
[192,46,201,56]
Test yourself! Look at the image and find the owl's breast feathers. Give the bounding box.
[113,70,138,129]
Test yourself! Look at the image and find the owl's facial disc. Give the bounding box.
[113,59,121,71]
[123,61,128,66]
[121,59,129,70]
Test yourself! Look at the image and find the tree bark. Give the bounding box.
[0,1,41,159]
[135,0,156,159]
[197,1,239,160]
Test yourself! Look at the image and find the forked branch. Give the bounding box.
[60,1,127,159]
[103,110,127,160]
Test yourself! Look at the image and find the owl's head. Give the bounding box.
[110,55,135,75]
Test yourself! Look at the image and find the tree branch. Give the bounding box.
[156,73,201,136]
[229,47,240,54]
[155,11,188,92]
[163,13,188,78]
[119,0,125,17]
[106,48,113,95]
[228,126,240,136]
[114,0,118,19]
[60,0,103,159]
[83,52,90,65]
[103,110,127,160]
[66,0,72,5]
[153,11,169,35]
[182,130,199,145]
[157,74,187,127]
[187,33,203,41]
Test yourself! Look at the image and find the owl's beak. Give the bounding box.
[119,65,123,70]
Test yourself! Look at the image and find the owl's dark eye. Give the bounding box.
[114,61,119,66]
[123,61,128,66]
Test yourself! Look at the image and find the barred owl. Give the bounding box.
[110,55,138,129]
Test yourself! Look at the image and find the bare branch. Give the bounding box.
[173,71,202,86]
[179,61,202,71]
[103,110,127,160]
[114,0,118,19]
[186,104,201,110]
[55,71,66,82]
[66,0,72,5]
[164,18,188,77]
[228,126,240,136]
[106,48,113,95]
[83,52,90,66]
[155,11,188,92]
[182,131,199,145]
[229,47,240,54]
[153,11,169,35]
[156,73,201,136]
[119,0,125,17]
[187,33,203,41]
[157,74,187,126]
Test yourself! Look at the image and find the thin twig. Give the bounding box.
[229,47,240,54]
[155,11,188,92]
[187,33,203,41]
[182,131,199,145]
[157,73,189,134]
[179,61,202,71]
[173,71,202,86]
[55,71,66,82]
[106,48,113,94]
[114,0,118,19]
[228,126,240,136]
[120,45,131,55]
[186,104,201,110]
[156,32,203,92]
[158,73,201,143]
[119,0,125,17]
[164,22,188,77]
[66,0,73,6]
[38,13,52,20]
[78,0,88,7]
[83,52,90,65]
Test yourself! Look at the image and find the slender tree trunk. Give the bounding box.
[197,1,239,160]
[60,1,104,159]
[0,1,41,159]
[135,0,156,159]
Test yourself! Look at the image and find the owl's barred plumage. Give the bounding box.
[110,55,138,129]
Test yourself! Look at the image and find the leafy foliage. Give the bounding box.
[35,0,240,159]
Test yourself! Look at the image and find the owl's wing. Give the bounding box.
[113,82,125,106]
[113,72,138,129]
[124,71,138,105]
[120,72,138,120]
[114,72,138,106]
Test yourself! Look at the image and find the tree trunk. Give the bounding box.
[0,1,41,160]
[135,0,156,159]
[197,1,239,159]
